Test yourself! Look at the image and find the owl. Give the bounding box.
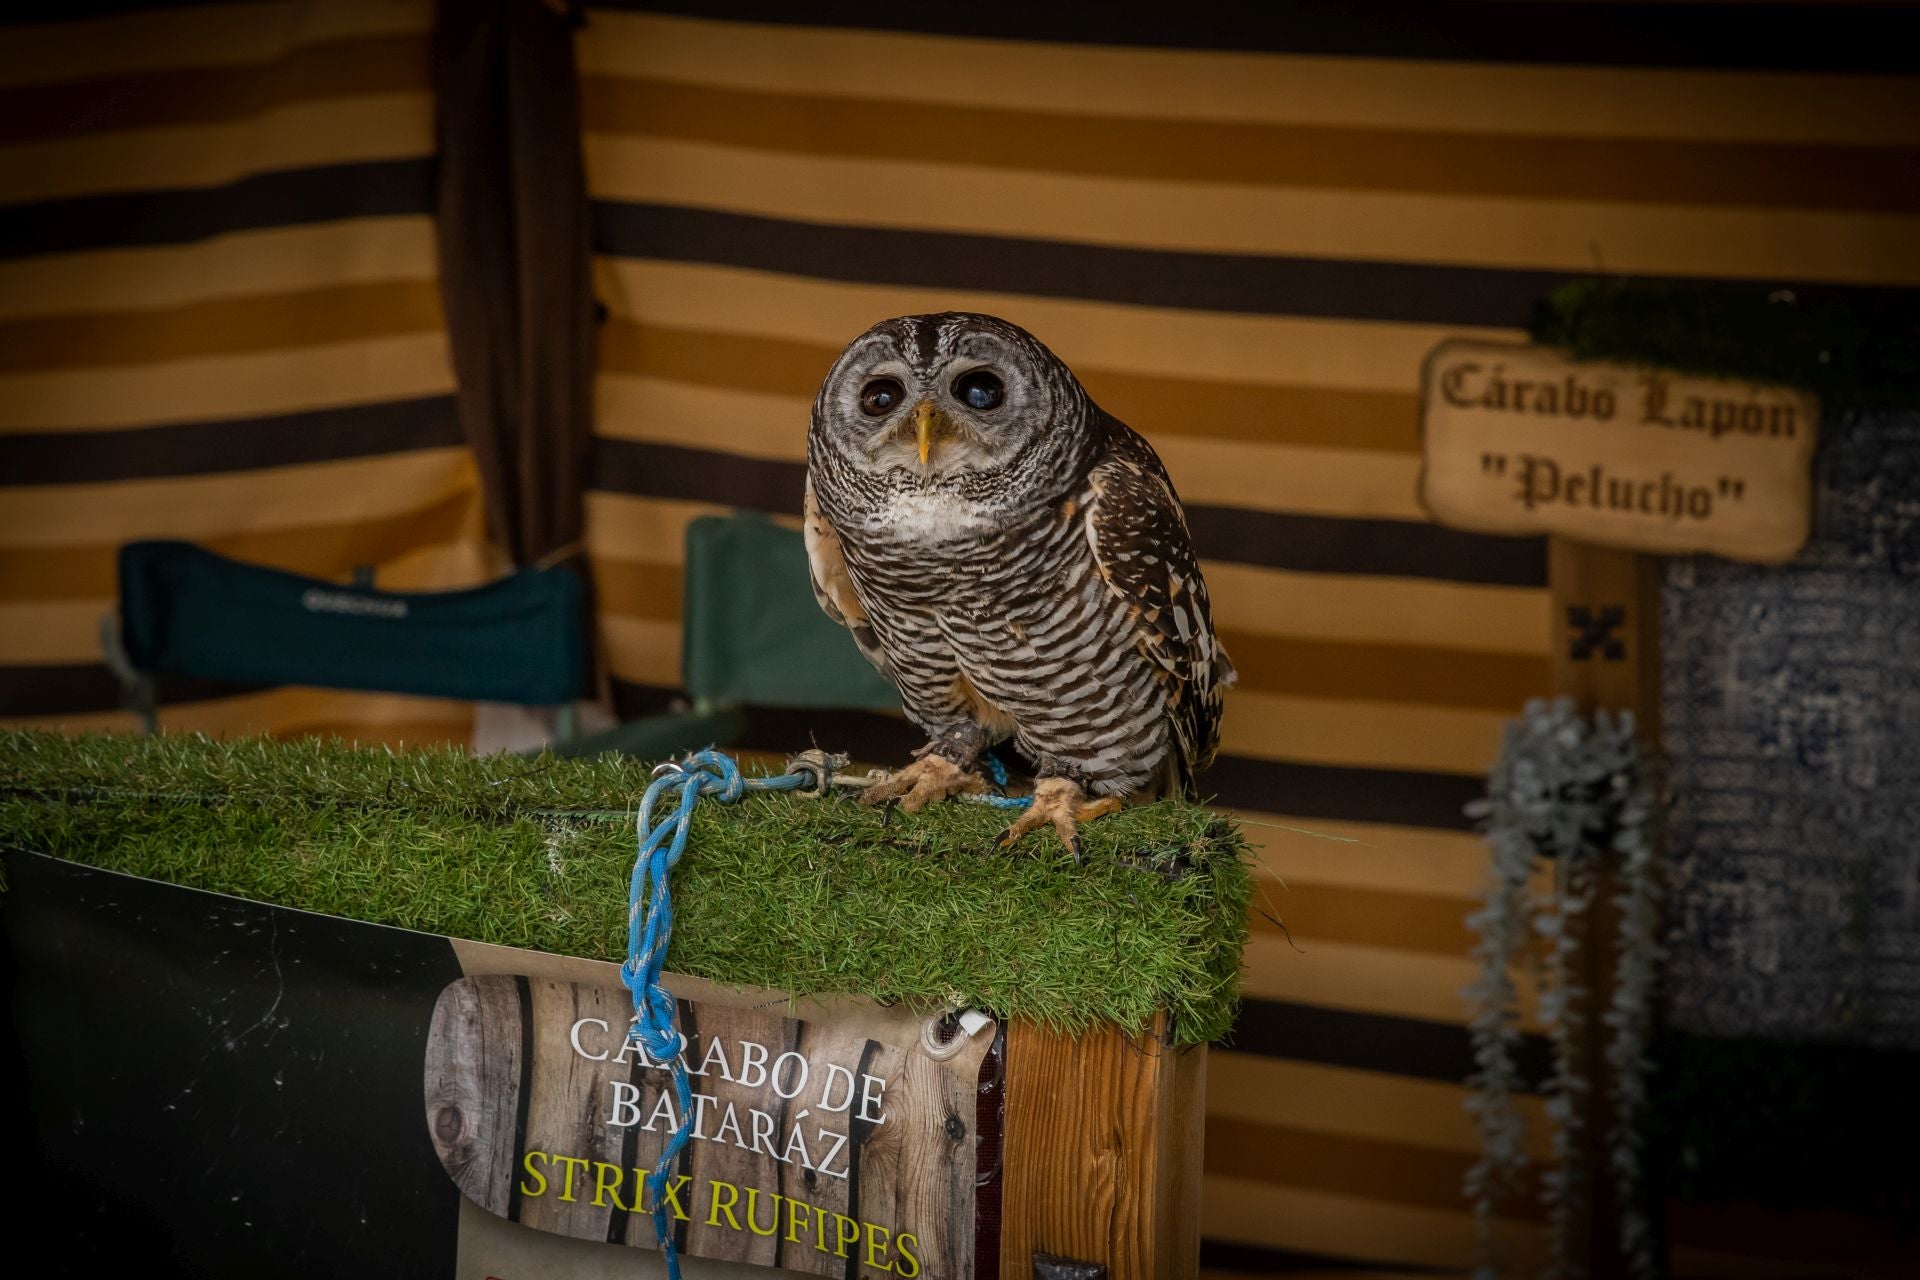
[804,313,1234,855]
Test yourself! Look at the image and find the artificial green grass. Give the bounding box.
[0,730,1250,1045]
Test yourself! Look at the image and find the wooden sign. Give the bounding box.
[425,975,993,1276]
[1420,341,1818,563]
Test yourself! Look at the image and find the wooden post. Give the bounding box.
[1550,539,1662,721]
[1548,537,1663,1277]
[999,1013,1206,1279]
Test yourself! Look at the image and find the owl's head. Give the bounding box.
[810,312,1094,512]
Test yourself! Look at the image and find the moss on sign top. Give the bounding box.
[1532,279,1920,415]
[0,731,1250,1045]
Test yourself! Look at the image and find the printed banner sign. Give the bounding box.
[426,976,992,1276]
[1419,341,1818,562]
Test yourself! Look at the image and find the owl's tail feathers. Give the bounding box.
[1181,639,1235,792]
[1138,753,1185,803]
[1213,641,1238,690]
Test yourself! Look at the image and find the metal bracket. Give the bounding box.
[783,748,850,798]
[1033,1253,1106,1280]
[784,748,894,798]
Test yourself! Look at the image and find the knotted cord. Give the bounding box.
[621,747,1027,1273]
[622,750,805,1273]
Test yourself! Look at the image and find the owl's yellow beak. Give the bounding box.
[912,400,936,467]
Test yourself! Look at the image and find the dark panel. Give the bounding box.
[6,0,280,22]
[1184,504,1546,588]
[594,200,1566,329]
[0,157,435,259]
[591,436,805,514]
[736,701,922,761]
[608,676,924,759]
[1230,997,1552,1092]
[1199,1237,1455,1275]
[0,395,463,485]
[587,438,1547,587]
[0,662,124,717]
[594,203,1914,330]
[607,676,681,719]
[586,1,1920,73]
[1648,1030,1920,1229]
[2,851,464,1278]
[1199,755,1486,831]
[0,662,269,718]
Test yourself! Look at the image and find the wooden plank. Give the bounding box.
[518,979,635,1242]
[1158,1030,1207,1277]
[608,1008,671,1249]
[1547,537,1663,1278]
[1549,538,1662,722]
[859,1027,977,1279]
[424,971,525,1218]
[680,1001,799,1264]
[999,1013,1207,1280]
[772,1016,869,1273]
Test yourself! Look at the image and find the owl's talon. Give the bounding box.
[996,778,1122,857]
[859,753,986,813]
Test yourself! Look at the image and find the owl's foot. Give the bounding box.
[859,753,987,813]
[997,777,1124,862]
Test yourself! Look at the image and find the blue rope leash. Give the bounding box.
[619,746,1026,1274]
[978,750,1030,810]
[621,749,805,1275]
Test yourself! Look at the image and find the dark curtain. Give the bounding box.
[432,0,595,571]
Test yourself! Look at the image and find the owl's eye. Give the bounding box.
[953,370,1004,411]
[859,378,904,416]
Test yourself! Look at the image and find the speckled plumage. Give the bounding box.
[805,312,1233,800]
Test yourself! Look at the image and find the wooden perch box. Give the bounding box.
[1003,1017,1207,1279]
[1,731,1246,1279]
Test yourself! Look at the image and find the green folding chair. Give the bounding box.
[553,513,899,762]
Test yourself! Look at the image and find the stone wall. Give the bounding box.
[1661,411,1920,1048]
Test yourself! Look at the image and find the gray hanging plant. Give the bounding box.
[1464,697,1661,1280]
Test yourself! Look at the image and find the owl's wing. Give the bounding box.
[1084,425,1235,792]
[803,478,895,681]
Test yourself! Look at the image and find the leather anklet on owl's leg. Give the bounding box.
[998,776,1124,861]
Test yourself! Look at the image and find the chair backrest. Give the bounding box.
[116,541,585,706]
[680,514,899,712]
